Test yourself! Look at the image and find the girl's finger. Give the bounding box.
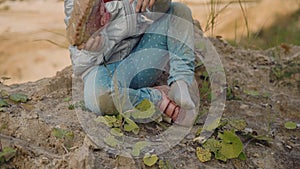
[90,36,102,51]
[142,0,149,12]
[135,0,143,12]
[148,0,155,9]
[78,43,85,50]
[85,37,95,51]
[96,36,103,50]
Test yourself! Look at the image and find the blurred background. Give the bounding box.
[0,0,299,84]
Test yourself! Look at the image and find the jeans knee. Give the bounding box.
[170,2,193,21]
[98,91,118,115]
[84,89,118,115]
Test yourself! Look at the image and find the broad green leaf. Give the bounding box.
[218,130,243,159]
[131,141,150,157]
[158,159,173,169]
[238,151,247,161]
[9,93,28,103]
[0,99,8,107]
[104,135,118,148]
[0,147,16,163]
[131,99,156,120]
[215,151,227,162]
[202,117,221,132]
[203,138,221,153]
[196,147,211,163]
[124,118,139,134]
[113,115,123,127]
[229,119,247,130]
[143,154,158,167]
[95,115,119,127]
[110,128,123,137]
[284,121,297,130]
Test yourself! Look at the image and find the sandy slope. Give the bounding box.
[0,0,298,84]
[0,0,70,85]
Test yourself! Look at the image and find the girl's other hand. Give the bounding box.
[130,0,156,13]
[78,35,102,52]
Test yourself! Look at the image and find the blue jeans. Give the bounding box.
[83,2,195,115]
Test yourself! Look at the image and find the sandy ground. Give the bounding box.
[0,0,70,85]
[0,0,299,84]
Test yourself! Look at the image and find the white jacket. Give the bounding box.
[64,0,171,78]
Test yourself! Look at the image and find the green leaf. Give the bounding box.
[195,127,202,136]
[143,153,158,167]
[253,135,271,142]
[238,151,247,161]
[9,93,28,103]
[124,118,139,134]
[218,130,243,159]
[131,141,150,157]
[110,128,124,137]
[284,121,297,130]
[0,90,9,97]
[226,87,234,100]
[215,151,227,162]
[131,99,156,120]
[104,135,119,148]
[203,117,222,132]
[0,147,16,163]
[95,115,120,128]
[63,97,71,102]
[243,90,260,96]
[52,128,74,140]
[68,104,75,110]
[229,119,247,131]
[203,138,221,153]
[196,147,211,163]
[0,99,8,107]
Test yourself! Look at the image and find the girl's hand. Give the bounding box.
[78,35,102,52]
[130,0,156,13]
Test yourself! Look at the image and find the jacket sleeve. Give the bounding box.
[64,0,106,78]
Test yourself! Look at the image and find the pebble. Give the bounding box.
[187,146,195,152]
[253,153,259,157]
[240,104,249,109]
[185,133,195,140]
[40,156,49,164]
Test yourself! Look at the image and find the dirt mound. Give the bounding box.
[0,37,299,168]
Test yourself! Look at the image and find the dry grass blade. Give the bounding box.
[33,39,68,49]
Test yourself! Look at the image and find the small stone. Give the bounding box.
[240,104,249,109]
[41,157,49,164]
[187,146,195,152]
[185,133,194,140]
[253,153,259,157]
